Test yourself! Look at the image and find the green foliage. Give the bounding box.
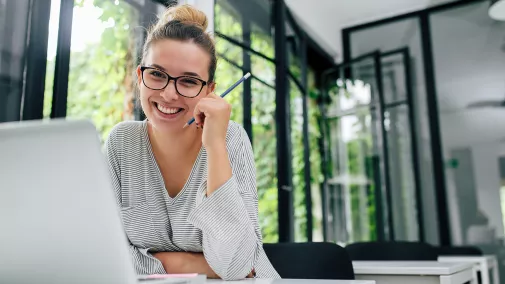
[215,3,279,242]
[215,1,325,242]
[44,0,138,143]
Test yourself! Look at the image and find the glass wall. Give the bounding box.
[430,0,505,262]
[381,53,420,241]
[342,1,505,274]
[215,0,324,242]
[346,18,431,243]
[215,0,279,242]
[44,0,165,141]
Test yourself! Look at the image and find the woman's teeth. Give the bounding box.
[156,104,182,114]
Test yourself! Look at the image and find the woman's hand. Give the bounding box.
[194,92,233,196]
[193,92,231,150]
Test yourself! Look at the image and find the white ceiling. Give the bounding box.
[285,0,457,62]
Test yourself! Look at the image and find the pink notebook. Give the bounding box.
[146,274,198,279]
[138,273,206,283]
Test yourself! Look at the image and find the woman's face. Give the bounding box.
[137,39,214,132]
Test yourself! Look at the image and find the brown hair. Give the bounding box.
[141,4,217,82]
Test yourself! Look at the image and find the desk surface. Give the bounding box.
[352,261,474,275]
[207,280,375,284]
[438,255,496,263]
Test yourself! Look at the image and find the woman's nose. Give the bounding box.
[160,81,179,101]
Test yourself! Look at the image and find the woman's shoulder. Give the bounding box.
[224,121,253,164]
[105,120,146,151]
[225,120,249,144]
[108,120,146,138]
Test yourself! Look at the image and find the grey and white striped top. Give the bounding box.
[104,120,280,280]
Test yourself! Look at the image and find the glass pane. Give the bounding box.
[251,22,274,59]
[350,18,437,242]
[216,38,243,67]
[290,80,306,242]
[43,0,60,119]
[431,1,505,254]
[333,78,372,113]
[325,73,382,243]
[0,1,30,122]
[308,68,324,242]
[214,0,243,66]
[380,52,420,241]
[252,79,278,242]
[385,104,419,241]
[251,54,275,87]
[326,111,377,244]
[214,0,243,42]
[382,54,407,105]
[215,59,243,125]
[45,0,164,141]
[286,21,302,79]
[216,0,272,57]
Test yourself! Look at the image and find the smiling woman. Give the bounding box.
[104,3,280,280]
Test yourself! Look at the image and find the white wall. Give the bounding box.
[471,143,505,239]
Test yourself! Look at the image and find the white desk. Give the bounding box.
[438,255,500,284]
[207,280,375,284]
[352,261,474,284]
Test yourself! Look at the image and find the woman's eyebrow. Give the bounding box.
[182,71,202,78]
[150,64,166,70]
[148,65,202,78]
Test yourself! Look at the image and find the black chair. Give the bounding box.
[437,246,483,256]
[263,242,355,280]
[345,241,439,261]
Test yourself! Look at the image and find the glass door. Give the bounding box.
[321,49,423,244]
[380,48,422,241]
[322,52,391,243]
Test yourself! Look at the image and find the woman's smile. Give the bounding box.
[152,101,187,121]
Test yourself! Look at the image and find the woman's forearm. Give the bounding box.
[152,252,220,278]
[206,145,233,196]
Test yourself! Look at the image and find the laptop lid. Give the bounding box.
[0,119,137,284]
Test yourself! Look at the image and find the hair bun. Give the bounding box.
[158,4,208,31]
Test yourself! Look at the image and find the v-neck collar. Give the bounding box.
[142,120,204,204]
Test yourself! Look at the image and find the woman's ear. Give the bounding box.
[136,65,142,86]
[207,82,216,93]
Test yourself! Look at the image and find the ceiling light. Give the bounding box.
[489,0,505,21]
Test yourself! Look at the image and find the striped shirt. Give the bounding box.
[104,120,280,280]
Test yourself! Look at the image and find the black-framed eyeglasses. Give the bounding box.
[140,66,207,98]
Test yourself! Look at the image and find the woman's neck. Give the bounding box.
[147,121,202,159]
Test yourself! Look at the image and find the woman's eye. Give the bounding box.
[149,70,166,79]
[180,78,199,86]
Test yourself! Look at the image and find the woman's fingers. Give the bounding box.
[193,98,215,128]
[192,93,230,129]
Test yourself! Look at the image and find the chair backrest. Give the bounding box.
[437,246,482,256]
[345,241,439,261]
[263,242,355,280]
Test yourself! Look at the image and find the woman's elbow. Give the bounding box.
[219,267,255,281]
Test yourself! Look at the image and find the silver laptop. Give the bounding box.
[0,119,203,284]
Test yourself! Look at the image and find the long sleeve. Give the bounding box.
[187,125,280,280]
[104,127,166,275]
